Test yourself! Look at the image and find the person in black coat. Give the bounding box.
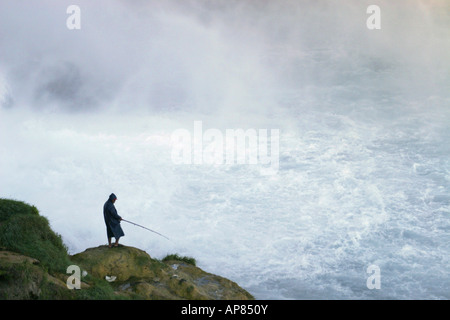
[103,193,124,247]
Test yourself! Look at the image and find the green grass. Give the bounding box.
[73,277,119,300]
[162,254,197,266]
[0,198,39,222]
[0,198,70,274]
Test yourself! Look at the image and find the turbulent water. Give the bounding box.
[1,0,449,299]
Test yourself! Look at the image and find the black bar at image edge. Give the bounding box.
[0,299,441,318]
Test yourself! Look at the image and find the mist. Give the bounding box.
[1,0,449,299]
[2,0,448,114]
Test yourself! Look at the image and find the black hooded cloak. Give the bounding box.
[103,193,124,239]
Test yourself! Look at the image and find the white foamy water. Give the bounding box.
[1,0,449,299]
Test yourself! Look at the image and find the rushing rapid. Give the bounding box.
[0,0,449,299]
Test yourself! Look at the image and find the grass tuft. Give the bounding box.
[162,253,196,266]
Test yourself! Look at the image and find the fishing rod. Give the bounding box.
[121,219,170,241]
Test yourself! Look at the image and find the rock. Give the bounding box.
[0,245,253,300]
[71,245,157,282]
[71,245,254,300]
[0,249,72,299]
